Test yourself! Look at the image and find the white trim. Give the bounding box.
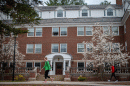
[60,43,67,53]
[34,62,41,70]
[77,27,84,36]
[27,28,34,37]
[35,44,42,54]
[26,62,33,67]
[112,26,119,36]
[77,62,85,72]
[60,27,67,36]
[52,27,59,36]
[124,24,126,34]
[77,43,84,53]
[26,44,34,54]
[51,44,59,53]
[125,41,127,51]
[85,26,93,36]
[35,27,43,37]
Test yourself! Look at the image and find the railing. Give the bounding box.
[70,67,130,75]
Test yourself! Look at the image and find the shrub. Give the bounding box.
[14,74,25,81]
[78,75,86,81]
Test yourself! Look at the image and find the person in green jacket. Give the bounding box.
[41,57,53,83]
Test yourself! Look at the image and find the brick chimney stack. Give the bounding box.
[116,0,122,5]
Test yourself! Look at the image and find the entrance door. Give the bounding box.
[56,62,63,75]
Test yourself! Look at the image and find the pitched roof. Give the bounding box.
[36,4,122,11]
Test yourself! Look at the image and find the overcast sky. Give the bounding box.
[42,0,116,6]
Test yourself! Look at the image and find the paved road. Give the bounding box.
[0,81,130,86]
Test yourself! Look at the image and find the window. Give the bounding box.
[104,62,111,71]
[112,27,119,36]
[86,43,93,52]
[124,24,126,34]
[27,44,33,53]
[5,29,10,37]
[65,61,69,70]
[82,9,88,16]
[77,43,84,53]
[57,10,63,17]
[107,8,113,16]
[125,41,127,51]
[52,44,59,53]
[65,11,66,17]
[103,27,110,35]
[60,28,67,36]
[52,28,59,36]
[34,62,41,70]
[112,43,120,53]
[103,43,111,53]
[36,28,42,37]
[28,28,34,36]
[104,10,106,16]
[35,44,42,53]
[86,62,93,71]
[77,27,84,36]
[86,27,92,35]
[60,44,67,53]
[9,62,13,68]
[26,62,33,68]
[78,62,84,71]
[39,12,42,18]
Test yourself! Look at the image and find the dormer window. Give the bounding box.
[57,10,63,17]
[82,9,88,16]
[107,8,113,16]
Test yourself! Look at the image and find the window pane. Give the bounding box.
[112,43,120,52]
[35,44,42,53]
[112,27,118,35]
[82,9,88,16]
[61,44,67,52]
[28,28,34,36]
[86,43,93,52]
[5,29,10,36]
[35,62,40,68]
[107,8,113,16]
[78,44,84,52]
[27,62,32,67]
[86,27,92,35]
[78,62,84,71]
[103,27,109,35]
[57,10,63,17]
[53,28,59,36]
[27,44,33,53]
[60,28,67,36]
[36,28,42,36]
[78,27,84,35]
[52,44,58,53]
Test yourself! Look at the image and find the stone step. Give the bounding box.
[36,74,65,81]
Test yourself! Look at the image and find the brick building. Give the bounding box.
[1,0,130,76]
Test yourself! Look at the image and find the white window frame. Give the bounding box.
[51,44,59,53]
[57,10,63,17]
[82,9,88,17]
[26,62,33,68]
[107,8,113,16]
[35,28,42,37]
[103,26,110,36]
[60,43,67,53]
[103,43,111,53]
[26,44,34,54]
[77,43,84,53]
[86,43,93,52]
[86,27,93,36]
[125,41,127,51]
[27,28,34,37]
[35,44,42,54]
[112,27,119,36]
[52,27,59,36]
[86,62,93,72]
[60,27,67,36]
[34,62,41,70]
[77,27,84,36]
[77,62,85,72]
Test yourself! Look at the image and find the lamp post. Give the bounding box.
[12,36,16,81]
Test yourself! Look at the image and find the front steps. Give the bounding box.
[36,74,65,81]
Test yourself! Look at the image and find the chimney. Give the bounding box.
[116,0,122,5]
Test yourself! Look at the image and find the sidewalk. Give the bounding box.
[0,81,130,86]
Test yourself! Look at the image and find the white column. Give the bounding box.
[63,60,66,75]
[50,60,52,75]
[69,60,71,67]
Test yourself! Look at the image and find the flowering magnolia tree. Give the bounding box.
[82,23,130,67]
[0,37,25,67]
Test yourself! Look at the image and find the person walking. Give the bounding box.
[40,57,53,83]
[108,64,118,82]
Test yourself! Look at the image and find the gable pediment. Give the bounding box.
[55,6,64,10]
[105,5,115,9]
[80,5,89,10]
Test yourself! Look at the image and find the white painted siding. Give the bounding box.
[91,10,104,17]
[66,10,79,18]
[42,11,54,19]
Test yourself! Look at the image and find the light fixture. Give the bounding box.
[58,58,60,61]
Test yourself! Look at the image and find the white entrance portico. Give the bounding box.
[45,53,72,75]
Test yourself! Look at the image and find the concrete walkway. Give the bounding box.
[0,81,130,86]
